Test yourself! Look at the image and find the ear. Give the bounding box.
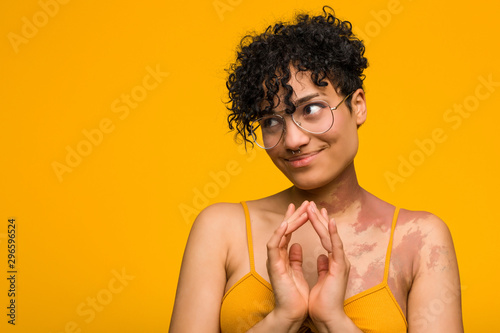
[351,88,367,126]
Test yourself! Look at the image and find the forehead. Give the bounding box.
[261,69,338,111]
[287,71,333,102]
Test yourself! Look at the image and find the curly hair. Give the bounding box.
[226,6,368,146]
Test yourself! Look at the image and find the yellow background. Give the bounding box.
[1,0,498,332]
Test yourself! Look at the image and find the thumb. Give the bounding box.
[316,254,329,280]
[289,243,304,275]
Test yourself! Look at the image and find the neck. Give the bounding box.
[287,162,364,217]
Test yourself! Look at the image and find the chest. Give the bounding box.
[244,220,413,313]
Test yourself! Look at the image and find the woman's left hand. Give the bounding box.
[306,202,354,331]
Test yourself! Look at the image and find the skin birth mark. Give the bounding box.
[427,245,449,271]
[347,242,377,258]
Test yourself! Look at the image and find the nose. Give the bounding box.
[282,116,310,151]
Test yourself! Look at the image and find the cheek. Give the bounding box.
[331,115,359,151]
[322,119,359,151]
[339,133,359,162]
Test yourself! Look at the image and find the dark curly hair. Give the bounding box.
[226,6,368,146]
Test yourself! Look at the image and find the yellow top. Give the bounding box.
[220,202,408,333]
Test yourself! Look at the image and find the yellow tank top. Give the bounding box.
[220,202,408,333]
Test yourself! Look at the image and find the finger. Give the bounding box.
[328,218,346,263]
[321,207,329,223]
[267,221,288,264]
[288,243,304,274]
[284,200,308,223]
[278,204,297,247]
[278,230,292,248]
[284,201,310,235]
[316,254,329,281]
[285,212,309,236]
[284,203,295,220]
[307,202,332,252]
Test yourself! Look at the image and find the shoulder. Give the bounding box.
[188,202,247,245]
[171,203,246,331]
[191,201,246,229]
[395,209,456,275]
[397,209,453,243]
[399,210,464,330]
[181,202,248,277]
[194,202,245,225]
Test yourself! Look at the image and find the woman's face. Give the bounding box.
[264,70,367,190]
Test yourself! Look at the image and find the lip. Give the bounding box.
[284,150,321,168]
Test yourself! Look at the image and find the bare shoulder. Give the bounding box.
[182,203,245,274]
[171,202,247,332]
[188,202,251,259]
[397,209,454,243]
[397,209,463,331]
[395,208,457,276]
[192,202,245,231]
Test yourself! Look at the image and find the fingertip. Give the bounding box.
[316,254,329,273]
[329,218,336,232]
[284,203,295,219]
[289,242,302,252]
[309,201,317,213]
[276,221,288,237]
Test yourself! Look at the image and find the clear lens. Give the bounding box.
[294,101,333,134]
[250,100,334,149]
[250,115,284,149]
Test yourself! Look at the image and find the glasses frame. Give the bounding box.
[250,91,355,149]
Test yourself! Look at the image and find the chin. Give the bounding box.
[282,158,356,191]
[286,172,331,191]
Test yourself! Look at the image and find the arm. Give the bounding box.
[169,204,231,332]
[171,201,311,333]
[407,215,464,332]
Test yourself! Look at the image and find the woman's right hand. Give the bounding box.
[265,201,311,326]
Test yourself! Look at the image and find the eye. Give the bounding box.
[260,116,281,129]
[301,101,328,117]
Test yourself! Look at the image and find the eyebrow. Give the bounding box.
[269,93,323,114]
[293,93,321,106]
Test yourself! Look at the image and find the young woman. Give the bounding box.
[170,7,463,333]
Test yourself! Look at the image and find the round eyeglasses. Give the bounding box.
[249,92,354,149]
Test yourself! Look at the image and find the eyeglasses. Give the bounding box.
[249,92,354,149]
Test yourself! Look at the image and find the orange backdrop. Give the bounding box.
[1,0,499,332]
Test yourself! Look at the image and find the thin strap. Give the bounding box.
[240,201,255,272]
[383,207,400,281]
